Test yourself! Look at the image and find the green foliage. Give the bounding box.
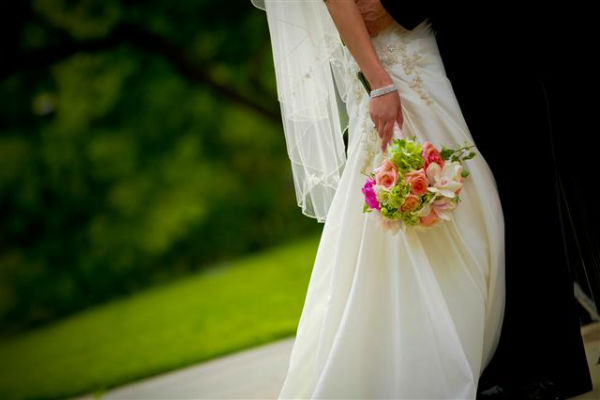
[440,142,478,162]
[0,234,320,400]
[0,0,318,336]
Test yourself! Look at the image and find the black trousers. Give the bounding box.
[426,14,593,398]
[373,6,595,396]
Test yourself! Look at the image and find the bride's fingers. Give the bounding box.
[379,121,387,151]
[381,120,392,152]
[396,107,404,130]
[375,119,383,140]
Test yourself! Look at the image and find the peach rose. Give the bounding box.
[422,141,445,172]
[375,159,397,174]
[401,194,420,212]
[420,209,440,226]
[374,159,398,189]
[404,168,429,195]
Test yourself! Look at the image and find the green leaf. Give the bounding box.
[440,148,454,160]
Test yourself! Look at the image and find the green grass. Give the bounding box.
[0,234,321,400]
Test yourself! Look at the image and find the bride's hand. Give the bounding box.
[369,86,404,152]
[323,0,402,152]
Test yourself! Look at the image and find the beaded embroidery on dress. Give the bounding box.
[277,18,505,399]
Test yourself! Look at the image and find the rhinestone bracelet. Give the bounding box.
[369,83,397,98]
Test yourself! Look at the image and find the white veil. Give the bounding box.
[250,0,352,222]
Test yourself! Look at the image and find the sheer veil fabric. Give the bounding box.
[251,0,353,222]
[252,2,506,398]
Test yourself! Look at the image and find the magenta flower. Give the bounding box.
[361,177,380,210]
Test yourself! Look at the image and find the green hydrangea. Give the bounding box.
[377,179,410,210]
[388,137,425,173]
[401,211,421,225]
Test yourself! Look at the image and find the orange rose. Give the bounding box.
[404,168,429,195]
[420,209,440,226]
[401,194,420,212]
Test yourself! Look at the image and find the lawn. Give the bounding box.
[0,233,321,400]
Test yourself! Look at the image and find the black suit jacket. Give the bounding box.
[376,2,426,30]
[379,7,594,399]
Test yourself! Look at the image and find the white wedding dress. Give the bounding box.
[277,19,505,400]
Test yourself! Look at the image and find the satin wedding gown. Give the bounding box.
[278,18,505,400]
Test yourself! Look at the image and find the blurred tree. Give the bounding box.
[0,0,323,336]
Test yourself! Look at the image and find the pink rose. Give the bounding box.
[403,168,428,195]
[401,194,420,212]
[374,159,398,189]
[422,141,445,172]
[420,209,440,226]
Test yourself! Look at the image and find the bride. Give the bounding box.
[250,1,505,398]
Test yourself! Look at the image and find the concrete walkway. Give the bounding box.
[76,324,599,399]
[91,337,293,399]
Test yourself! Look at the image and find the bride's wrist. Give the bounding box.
[366,68,393,90]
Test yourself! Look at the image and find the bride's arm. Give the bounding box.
[325,0,391,89]
[324,0,402,151]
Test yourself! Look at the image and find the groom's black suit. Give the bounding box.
[377,5,594,399]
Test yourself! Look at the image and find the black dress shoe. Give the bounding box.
[515,379,565,400]
[477,384,511,399]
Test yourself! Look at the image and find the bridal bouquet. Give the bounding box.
[361,125,477,234]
